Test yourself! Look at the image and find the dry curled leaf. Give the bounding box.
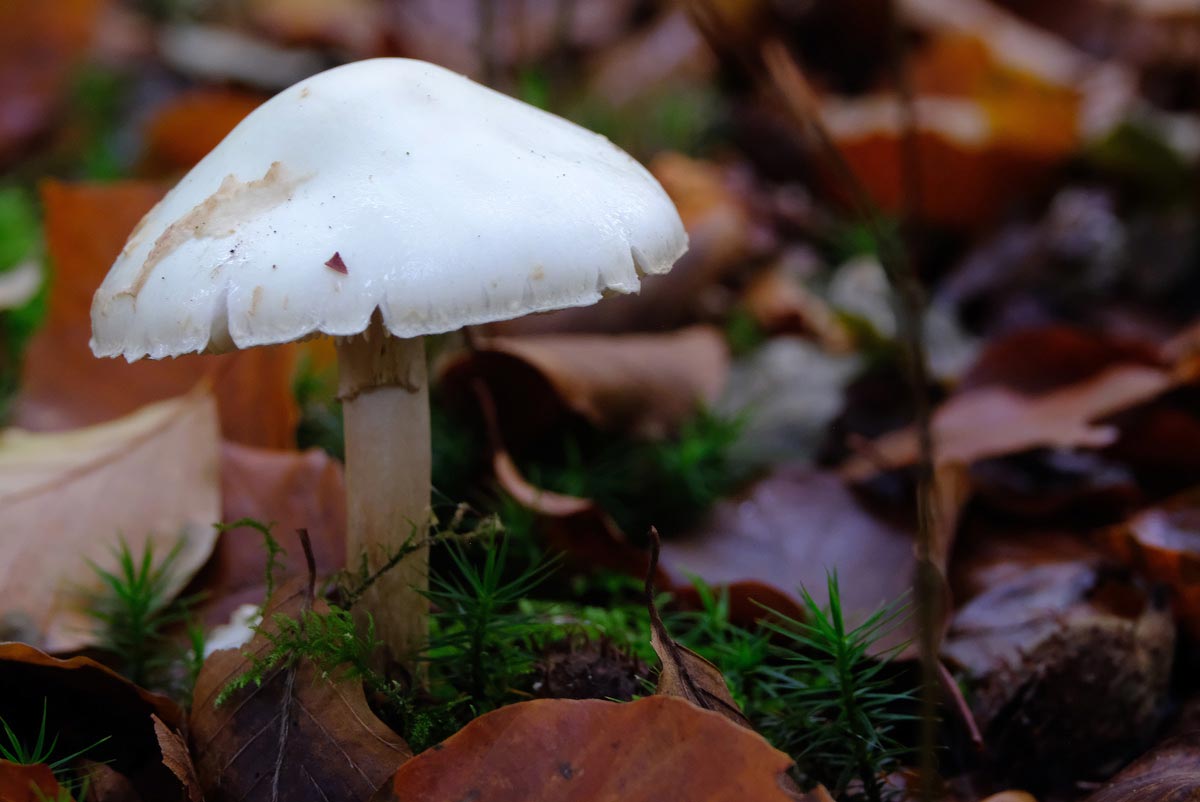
[0,388,220,652]
[441,325,729,443]
[189,577,410,802]
[153,714,201,802]
[0,643,183,798]
[16,180,299,449]
[377,696,797,802]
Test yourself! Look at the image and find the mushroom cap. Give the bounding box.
[91,58,687,360]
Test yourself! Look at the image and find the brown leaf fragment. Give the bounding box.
[325,251,349,274]
[153,715,201,802]
[378,696,796,802]
[1082,730,1200,802]
[189,576,409,802]
[645,528,752,730]
[0,761,60,802]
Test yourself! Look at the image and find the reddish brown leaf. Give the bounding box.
[0,644,183,798]
[190,579,410,802]
[142,89,265,174]
[441,325,729,442]
[1098,487,1200,638]
[16,181,299,449]
[1082,730,1200,802]
[190,442,347,626]
[153,714,201,802]
[661,468,922,647]
[0,389,220,652]
[379,696,797,802]
[248,0,387,54]
[0,761,60,802]
[742,257,853,350]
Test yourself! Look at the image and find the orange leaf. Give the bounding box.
[142,89,265,174]
[0,761,60,802]
[381,696,797,802]
[16,181,298,448]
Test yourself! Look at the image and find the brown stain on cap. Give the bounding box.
[122,161,310,301]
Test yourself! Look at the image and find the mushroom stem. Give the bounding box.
[337,316,430,668]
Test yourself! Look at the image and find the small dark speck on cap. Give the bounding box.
[325,252,349,274]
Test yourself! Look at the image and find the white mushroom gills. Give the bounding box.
[89,58,687,666]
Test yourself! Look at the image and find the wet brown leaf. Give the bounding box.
[190,442,347,627]
[377,696,797,802]
[441,325,729,442]
[0,643,183,798]
[0,761,60,802]
[190,578,410,802]
[1082,730,1200,802]
[0,389,220,652]
[16,181,299,449]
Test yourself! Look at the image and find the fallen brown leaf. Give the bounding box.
[0,761,60,802]
[1082,730,1200,802]
[0,643,183,798]
[190,577,410,802]
[1098,486,1200,638]
[141,89,265,175]
[153,714,201,802]
[441,326,729,443]
[0,388,220,652]
[16,181,299,449]
[189,442,347,627]
[377,696,797,802]
[248,0,386,54]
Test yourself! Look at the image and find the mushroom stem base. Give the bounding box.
[337,319,430,669]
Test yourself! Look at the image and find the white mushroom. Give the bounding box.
[90,58,687,665]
